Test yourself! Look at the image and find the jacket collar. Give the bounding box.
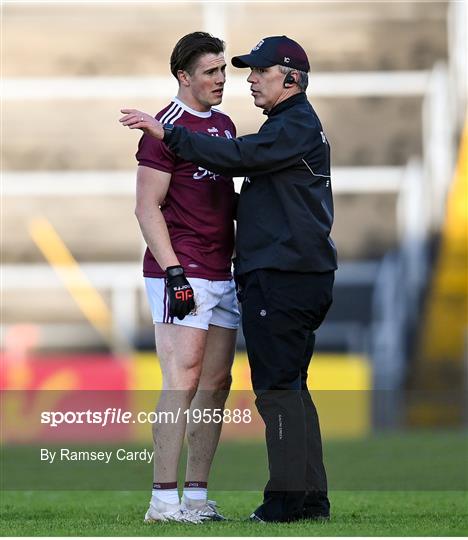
[264,92,307,116]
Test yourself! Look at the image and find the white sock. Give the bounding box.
[183,487,207,501]
[152,488,179,505]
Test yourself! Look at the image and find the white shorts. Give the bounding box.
[145,277,240,331]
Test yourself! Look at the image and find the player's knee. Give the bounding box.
[164,360,202,391]
[178,368,202,396]
[202,375,232,407]
[209,371,232,391]
[219,372,232,391]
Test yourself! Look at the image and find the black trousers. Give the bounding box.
[239,269,334,522]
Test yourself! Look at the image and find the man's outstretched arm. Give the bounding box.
[120,108,308,177]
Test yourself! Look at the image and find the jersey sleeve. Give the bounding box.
[135,133,176,173]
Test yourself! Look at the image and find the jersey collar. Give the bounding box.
[173,97,212,118]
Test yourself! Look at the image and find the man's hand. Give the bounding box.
[165,265,195,320]
[119,109,164,139]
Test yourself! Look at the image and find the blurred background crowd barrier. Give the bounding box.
[1,1,467,439]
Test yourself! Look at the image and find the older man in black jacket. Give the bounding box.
[121,35,337,523]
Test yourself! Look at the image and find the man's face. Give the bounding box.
[186,53,226,109]
[247,65,286,111]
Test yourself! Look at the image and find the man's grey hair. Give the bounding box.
[278,65,309,92]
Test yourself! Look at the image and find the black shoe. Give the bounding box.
[248,512,266,523]
[249,505,303,523]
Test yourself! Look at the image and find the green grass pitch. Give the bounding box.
[2,490,467,536]
[1,431,467,536]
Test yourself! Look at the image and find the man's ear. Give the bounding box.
[283,71,297,88]
[177,70,190,87]
[290,71,299,85]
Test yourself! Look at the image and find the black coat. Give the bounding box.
[163,92,338,275]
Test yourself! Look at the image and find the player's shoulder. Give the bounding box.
[211,107,236,129]
[211,107,234,122]
[155,99,186,125]
[211,107,229,117]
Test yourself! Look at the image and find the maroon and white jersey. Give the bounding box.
[136,97,236,280]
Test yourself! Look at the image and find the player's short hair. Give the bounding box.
[278,65,309,92]
[170,32,225,80]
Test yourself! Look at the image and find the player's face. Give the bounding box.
[187,53,226,109]
[247,66,286,112]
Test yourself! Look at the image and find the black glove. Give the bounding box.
[165,265,195,320]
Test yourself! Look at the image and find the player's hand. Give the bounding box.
[119,109,164,140]
[165,265,195,320]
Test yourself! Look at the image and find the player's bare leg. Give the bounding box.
[182,325,236,519]
[185,325,236,481]
[152,323,207,483]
